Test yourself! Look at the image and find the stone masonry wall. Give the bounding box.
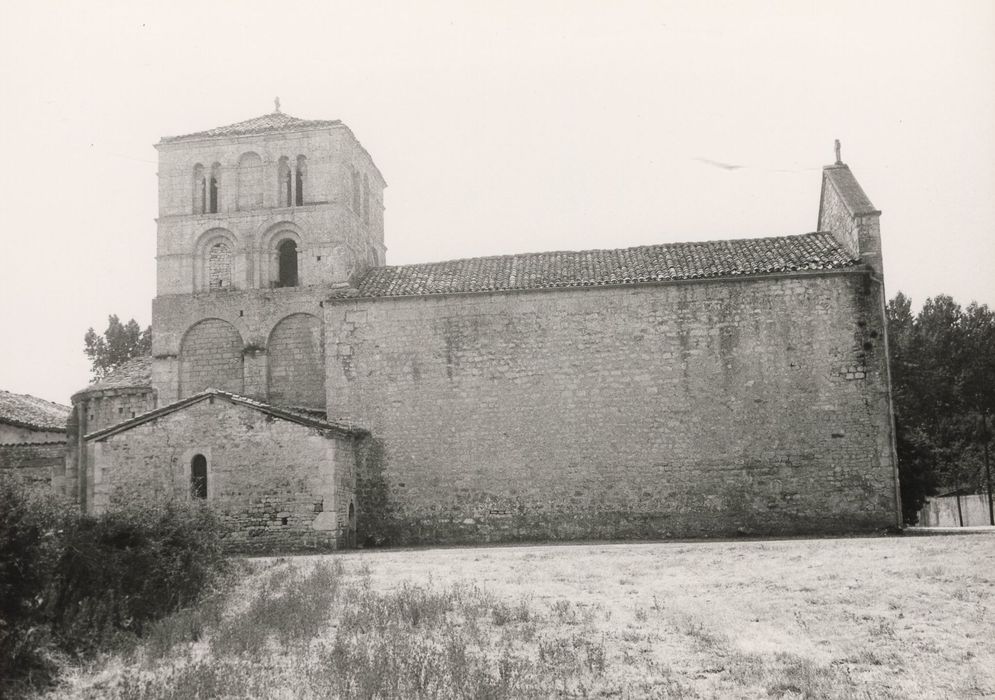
[87,398,359,551]
[326,271,899,545]
[179,318,245,398]
[267,313,325,408]
[155,126,385,298]
[819,178,860,258]
[153,289,329,406]
[0,441,64,490]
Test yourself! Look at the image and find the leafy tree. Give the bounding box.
[886,292,995,523]
[83,315,152,380]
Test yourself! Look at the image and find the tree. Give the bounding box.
[886,293,995,524]
[83,315,152,380]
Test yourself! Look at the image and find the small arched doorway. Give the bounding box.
[191,454,207,499]
[277,239,298,287]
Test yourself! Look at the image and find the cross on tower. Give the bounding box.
[834,139,842,165]
[274,97,281,113]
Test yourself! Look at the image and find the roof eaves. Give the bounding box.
[0,418,67,433]
[85,389,367,441]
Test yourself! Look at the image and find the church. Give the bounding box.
[61,107,902,550]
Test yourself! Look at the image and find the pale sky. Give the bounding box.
[0,0,992,405]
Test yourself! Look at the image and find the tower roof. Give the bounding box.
[160,111,342,144]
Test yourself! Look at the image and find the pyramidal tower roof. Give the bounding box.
[160,108,341,144]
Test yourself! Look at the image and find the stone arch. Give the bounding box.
[237,151,263,210]
[259,221,305,287]
[193,228,238,292]
[267,313,324,408]
[179,318,244,398]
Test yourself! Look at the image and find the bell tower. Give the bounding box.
[150,105,386,407]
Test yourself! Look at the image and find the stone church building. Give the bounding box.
[63,108,901,550]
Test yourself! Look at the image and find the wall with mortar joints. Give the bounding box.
[325,271,898,545]
[179,318,244,398]
[267,313,325,408]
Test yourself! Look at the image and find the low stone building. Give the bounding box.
[65,108,902,549]
[82,389,365,551]
[0,390,70,490]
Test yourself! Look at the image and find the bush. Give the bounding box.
[49,497,229,655]
[0,475,230,693]
[0,474,72,685]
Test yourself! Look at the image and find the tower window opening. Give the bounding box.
[278,157,291,207]
[209,163,221,214]
[295,155,306,206]
[277,239,299,288]
[191,454,207,499]
[193,164,206,214]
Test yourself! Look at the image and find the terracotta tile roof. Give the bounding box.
[823,164,879,216]
[85,389,366,442]
[74,356,153,397]
[160,112,342,144]
[0,390,70,432]
[347,232,859,299]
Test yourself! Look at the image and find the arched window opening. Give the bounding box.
[277,157,292,207]
[362,174,370,223]
[191,454,207,499]
[193,164,206,214]
[351,169,361,212]
[209,163,221,214]
[277,239,298,288]
[208,241,232,289]
[295,155,306,206]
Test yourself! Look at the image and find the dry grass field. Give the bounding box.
[46,534,993,699]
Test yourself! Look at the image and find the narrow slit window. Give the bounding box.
[209,163,221,214]
[278,157,291,207]
[193,164,205,214]
[191,454,207,499]
[295,155,306,206]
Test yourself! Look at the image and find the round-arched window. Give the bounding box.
[191,454,207,499]
[277,239,298,287]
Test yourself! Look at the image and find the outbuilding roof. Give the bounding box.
[160,111,342,144]
[345,231,859,299]
[85,389,367,441]
[74,356,153,398]
[0,390,70,432]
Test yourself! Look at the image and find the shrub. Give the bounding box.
[0,473,72,685]
[48,497,229,655]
